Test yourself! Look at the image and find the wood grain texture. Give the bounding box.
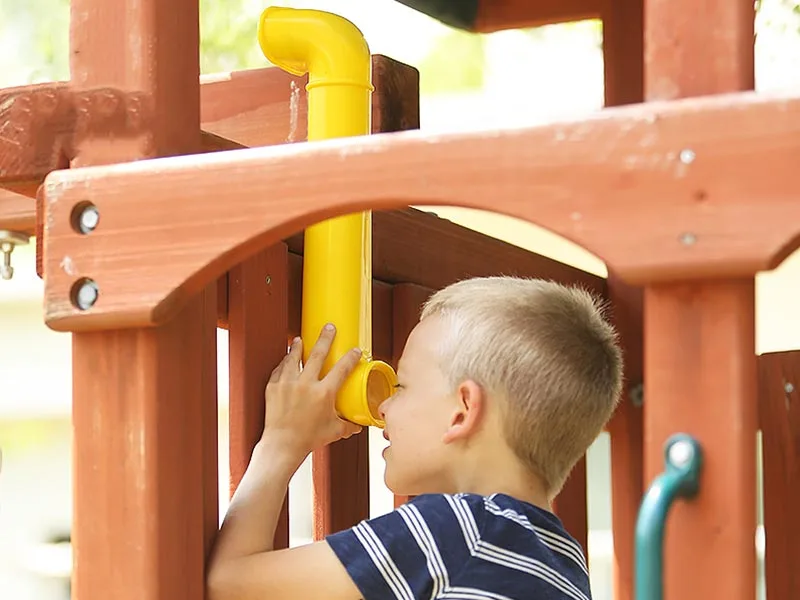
[67,1,220,599]
[474,0,602,31]
[227,244,290,548]
[42,90,800,332]
[758,351,800,600]
[642,4,757,600]
[601,3,645,597]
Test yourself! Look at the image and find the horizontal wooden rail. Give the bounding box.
[41,89,800,331]
[0,54,417,228]
[475,0,602,32]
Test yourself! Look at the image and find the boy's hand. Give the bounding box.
[261,324,363,461]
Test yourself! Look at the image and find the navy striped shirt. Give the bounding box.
[326,492,591,600]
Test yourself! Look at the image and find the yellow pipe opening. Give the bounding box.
[258,7,397,428]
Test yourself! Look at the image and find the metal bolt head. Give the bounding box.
[786,382,795,394]
[78,205,100,234]
[668,439,695,468]
[73,279,99,310]
[679,149,696,164]
[679,232,697,246]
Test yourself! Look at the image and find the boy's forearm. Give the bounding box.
[210,436,304,563]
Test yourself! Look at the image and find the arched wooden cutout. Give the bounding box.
[41,89,800,333]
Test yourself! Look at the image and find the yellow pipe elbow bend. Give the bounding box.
[258,7,396,428]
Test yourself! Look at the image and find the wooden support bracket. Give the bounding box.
[41,90,800,332]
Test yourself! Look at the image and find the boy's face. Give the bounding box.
[378,315,457,496]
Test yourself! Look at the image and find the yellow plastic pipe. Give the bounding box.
[258,7,397,427]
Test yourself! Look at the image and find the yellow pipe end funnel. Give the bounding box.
[258,7,396,428]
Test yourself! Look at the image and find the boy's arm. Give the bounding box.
[206,436,362,600]
[207,328,366,600]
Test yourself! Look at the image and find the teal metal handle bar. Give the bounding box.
[635,433,703,600]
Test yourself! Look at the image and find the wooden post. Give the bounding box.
[227,244,291,548]
[642,2,756,600]
[601,0,646,578]
[68,0,219,598]
[758,351,800,600]
[645,282,757,599]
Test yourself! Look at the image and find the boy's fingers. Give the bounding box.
[302,324,335,378]
[284,336,303,378]
[324,347,362,391]
[268,337,303,383]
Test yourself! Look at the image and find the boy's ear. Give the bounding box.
[442,379,485,444]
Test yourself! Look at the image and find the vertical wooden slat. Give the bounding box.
[68,0,217,597]
[552,458,588,554]
[644,281,757,600]
[758,351,800,600]
[311,59,420,537]
[605,275,644,600]
[228,243,290,548]
[390,283,432,507]
[643,3,756,600]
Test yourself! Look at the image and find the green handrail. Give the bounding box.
[635,433,703,600]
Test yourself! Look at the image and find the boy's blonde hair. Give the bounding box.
[420,276,623,499]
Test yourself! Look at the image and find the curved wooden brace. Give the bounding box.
[42,89,800,332]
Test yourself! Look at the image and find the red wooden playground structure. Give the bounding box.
[0,0,798,599]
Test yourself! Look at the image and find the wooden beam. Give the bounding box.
[644,281,757,600]
[288,208,602,295]
[42,89,800,331]
[758,350,800,600]
[642,3,757,600]
[601,2,645,599]
[227,244,290,548]
[474,0,602,32]
[67,1,219,600]
[0,55,416,209]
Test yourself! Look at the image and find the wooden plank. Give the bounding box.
[758,350,800,600]
[601,3,645,598]
[644,281,757,600]
[288,208,603,296]
[67,1,218,599]
[41,88,800,331]
[643,3,757,600]
[474,0,602,32]
[0,55,416,212]
[390,283,433,507]
[202,55,418,149]
[72,285,218,599]
[551,457,588,555]
[605,277,644,600]
[227,244,290,549]
[0,190,36,235]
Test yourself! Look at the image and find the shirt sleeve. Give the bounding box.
[325,493,484,600]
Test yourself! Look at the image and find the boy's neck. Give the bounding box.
[444,445,551,512]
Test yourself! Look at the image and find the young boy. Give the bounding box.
[207,276,623,600]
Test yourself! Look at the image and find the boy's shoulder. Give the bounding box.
[326,492,591,600]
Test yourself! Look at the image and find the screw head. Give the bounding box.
[72,279,99,310]
[679,232,697,246]
[78,205,100,234]
[668,439,695,468]
[679,149,696,164]
[786,382,795,394]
